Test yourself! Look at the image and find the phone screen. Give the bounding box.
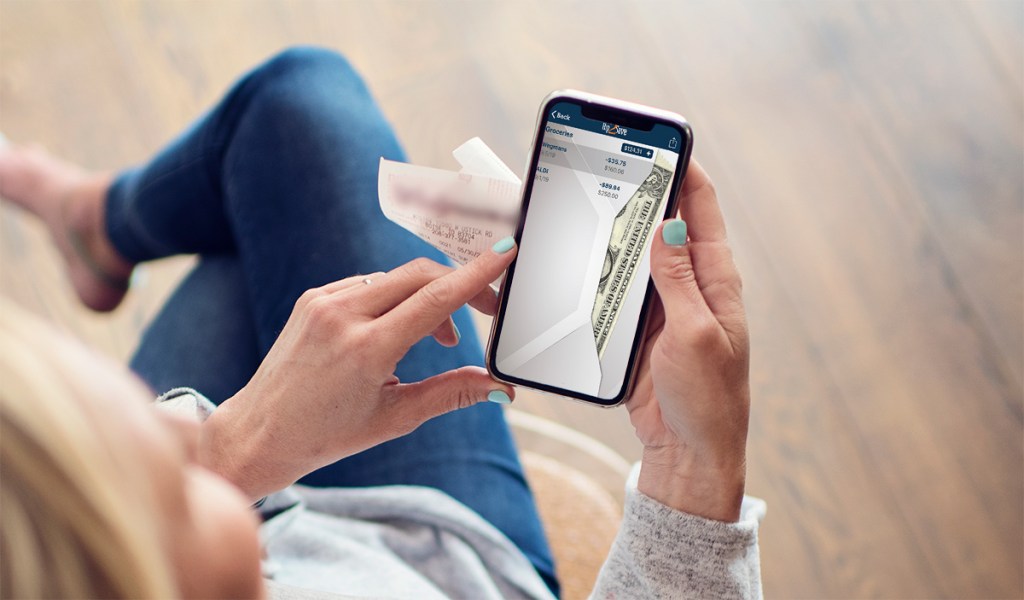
[490,97,689,403]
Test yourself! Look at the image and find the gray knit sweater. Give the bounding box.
[157,389,765,600]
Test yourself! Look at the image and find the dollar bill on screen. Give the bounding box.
[591,151,675,357]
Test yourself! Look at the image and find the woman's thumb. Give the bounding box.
[650,219,709,320]
[395,366,514,423]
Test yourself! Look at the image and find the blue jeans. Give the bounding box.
[111,47,558,597]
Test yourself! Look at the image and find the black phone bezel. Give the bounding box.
[487,93,694,407]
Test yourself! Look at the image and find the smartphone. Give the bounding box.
[486,91,693,406]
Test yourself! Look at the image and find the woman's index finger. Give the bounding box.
[378,242,517,350]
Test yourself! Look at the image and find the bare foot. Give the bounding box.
[0,142,134,312]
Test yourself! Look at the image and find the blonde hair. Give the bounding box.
[0,301,177,598]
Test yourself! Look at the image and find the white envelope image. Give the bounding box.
[494,136,656,399]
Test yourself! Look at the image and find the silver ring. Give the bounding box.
[362,278,373,285]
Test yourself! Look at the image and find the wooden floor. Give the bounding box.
[1,1,1021,598]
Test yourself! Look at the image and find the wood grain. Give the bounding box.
[1,1,1020,597]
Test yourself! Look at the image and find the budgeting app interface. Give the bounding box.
[495,101,682,399]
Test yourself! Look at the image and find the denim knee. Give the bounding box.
[241,46,380,132]
[258,46,361,89]
[223,45,404,212]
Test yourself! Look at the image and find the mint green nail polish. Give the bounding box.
[452,323,461,343]
[491,236,515,254]
[662,219,688,246]
[487,390,511,404]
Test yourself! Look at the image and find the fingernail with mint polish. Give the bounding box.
[452,323,461,344]
[662,219,688,246]
[487,390,511,404]
[492,236,515,254]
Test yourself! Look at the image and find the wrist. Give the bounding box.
[638,445,746,522]
[198,393,290,503]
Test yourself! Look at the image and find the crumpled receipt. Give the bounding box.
[378,138,522,288]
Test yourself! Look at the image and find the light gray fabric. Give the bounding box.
[156,389,765,599]
[258,485,553,600]
[259,483,765,600]
[594,483,766,600]
[264,580,364,600]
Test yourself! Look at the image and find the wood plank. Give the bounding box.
[801,0,1024,388]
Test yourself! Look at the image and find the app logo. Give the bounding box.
[550,110,571,122]
[602,122,629,137]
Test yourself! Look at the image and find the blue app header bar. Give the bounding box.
[545,101,682,152]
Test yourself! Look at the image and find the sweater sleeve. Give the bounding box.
[590,472,766,600]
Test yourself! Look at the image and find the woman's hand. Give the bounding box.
[200,242,518,501]
[627,160,751,522]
